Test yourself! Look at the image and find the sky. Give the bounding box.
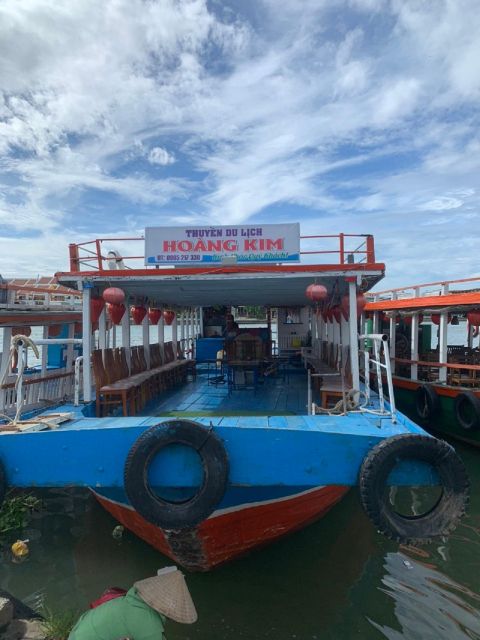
[0,0,479,288]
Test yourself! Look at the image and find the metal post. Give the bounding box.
[411,313,419,380]
[41,326,48,376]
[74,356,83,406]
[389,314,396,374]
[180,311,185,356]
[81,284,92,402]
[307,368,312,415]
[199,306,204,337]
[99,307,107,354]
[348,280,360,391]
[439,311,448,383]
[158,313,165,360]
[172,314,178,359]
[373,311,379,334]
[142,313,150,368]
[121,309,131,371]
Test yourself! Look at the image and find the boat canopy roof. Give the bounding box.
[58,263,384,307]
[366,290,480,314]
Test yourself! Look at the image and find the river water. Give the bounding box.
[0,441,479,639]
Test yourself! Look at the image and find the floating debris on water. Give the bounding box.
[112,525,124,540]
[11,539,29,560]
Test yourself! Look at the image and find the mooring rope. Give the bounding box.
[0,334,40,427]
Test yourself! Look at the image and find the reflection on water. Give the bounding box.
[0,444,479,639]
[370,551,480,639]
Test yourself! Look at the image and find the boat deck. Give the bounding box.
[141,364,309,417]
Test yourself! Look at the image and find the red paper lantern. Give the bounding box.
[431,313,451,325]
[403,314,424,326]
[148,308,162,325]
[12,326,31,337]
[107,302,126,325]
[306,284,328,302]
[467,311,480,327]
[332,306,342,323]
[163,310,175,326]
[48,325,61,337]
[90,296,105,323]
[341,294,367,319]
[102,287,125,305]
[74,322,83,335]
[131,305,147,325]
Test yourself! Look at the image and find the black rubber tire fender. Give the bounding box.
[359,434,469,544]
[124,420,229,530]
[454,392,480,431]
[415,384,440,421]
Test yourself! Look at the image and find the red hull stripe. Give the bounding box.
[93,485,348,570]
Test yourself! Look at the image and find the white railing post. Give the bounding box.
[439,311,448,383]
[121,310,131,371]
[142,313,150,368]
[411,313,419,380]
[74,356,83,406]
[172,314,178,359]
[348,279,360,391]
[158,313,165,360]
[81,284,92,402]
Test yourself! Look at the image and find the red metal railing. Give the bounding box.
[369,275,480,301]
[67,233,376,273]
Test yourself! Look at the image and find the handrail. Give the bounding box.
[67,233,376,272]
[393,357,480,371]
[0,371,74,390]
[370,275,480,299]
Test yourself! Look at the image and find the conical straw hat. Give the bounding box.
[135,567,197,624]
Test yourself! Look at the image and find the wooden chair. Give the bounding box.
[91,350,138,417]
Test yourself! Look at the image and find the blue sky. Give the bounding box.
[0,0,479,287]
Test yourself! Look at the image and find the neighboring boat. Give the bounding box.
[365,277,480,447]
[0,228,470,571]
[0,278,82,416]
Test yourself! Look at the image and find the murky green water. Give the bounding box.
[1,442,480,639]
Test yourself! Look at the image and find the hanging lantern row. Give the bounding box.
[91,288,179,327]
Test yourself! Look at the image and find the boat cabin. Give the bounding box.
[53,228,384,418]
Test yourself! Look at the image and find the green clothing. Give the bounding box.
[69,587,166,640]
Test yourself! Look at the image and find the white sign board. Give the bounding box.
[145,223,300,265]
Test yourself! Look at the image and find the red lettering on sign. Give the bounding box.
[244,239,257,250]
[178,240,193,252]
[267,238,284,250]
[163,240,177,252]
[193,240,207,252]
[207,240,222,252]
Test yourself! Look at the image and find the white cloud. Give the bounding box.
[148,147,176,165]
[0,0,479,286]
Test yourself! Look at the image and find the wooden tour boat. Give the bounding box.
[365,277,480,447]
[0,226,470,571]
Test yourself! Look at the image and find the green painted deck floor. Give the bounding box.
[141,365,309,417]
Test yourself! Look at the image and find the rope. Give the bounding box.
[0,334,41,427]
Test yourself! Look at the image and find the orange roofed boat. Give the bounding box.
[365,277,480,447]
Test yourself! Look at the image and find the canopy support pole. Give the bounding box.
[348,279,360,392]
[81,284,92,402]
